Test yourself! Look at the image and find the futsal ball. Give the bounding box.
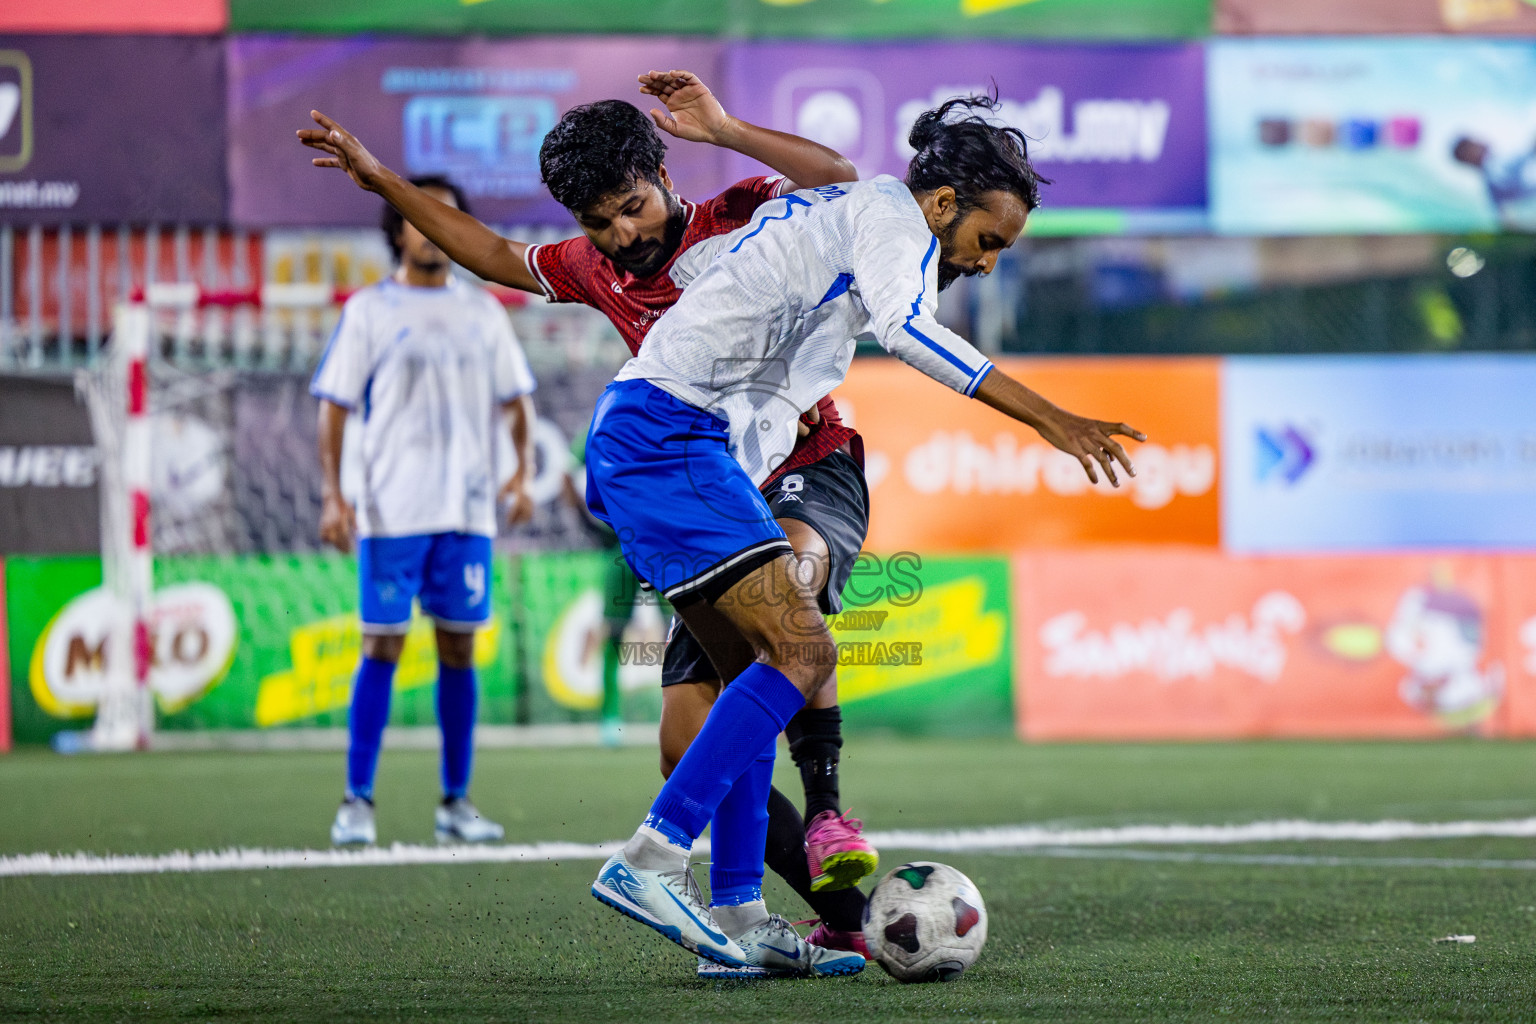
[862,861,988,982]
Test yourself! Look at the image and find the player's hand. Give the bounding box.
[1033,411,1145,487]
[639,70,732,145]
[298,110,386,192]
[501,478,535,528]
[319,493,357,553]
[796,402,822,439]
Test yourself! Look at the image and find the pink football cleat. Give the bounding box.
[806,920,871,960]
[805,809,878,892]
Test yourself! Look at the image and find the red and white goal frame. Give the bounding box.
[83,283,346,752]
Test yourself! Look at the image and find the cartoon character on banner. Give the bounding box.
[1383,583,1504,730]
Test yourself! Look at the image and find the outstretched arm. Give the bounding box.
[639,70,856,192]
[298,110,541,293]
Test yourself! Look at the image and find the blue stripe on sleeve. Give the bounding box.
[964,361,994,397]
[311,305,348,387]
[901,236,987,384]
[309,388,356,410]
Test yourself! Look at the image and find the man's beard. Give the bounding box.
[609,196,688,278]
[408,245,449,275]
[935,216,981,292]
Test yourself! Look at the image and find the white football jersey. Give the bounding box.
[310,276,536,538]
[617,175,993,486]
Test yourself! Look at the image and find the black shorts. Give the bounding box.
[661,448,870,687]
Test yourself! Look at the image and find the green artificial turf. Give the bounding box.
[3,738,1535,1022]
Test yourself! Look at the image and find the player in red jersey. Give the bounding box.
[301,70,874,956]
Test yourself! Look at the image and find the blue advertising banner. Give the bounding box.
[228,36,725,227]
[723,42,1209,235]
[1210,40,1536,235]
[1221,356,1536,552]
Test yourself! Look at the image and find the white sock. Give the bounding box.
[623,825,689,870]
[711,899,769,939]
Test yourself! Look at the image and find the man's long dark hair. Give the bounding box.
[905,93,1049,212]
[539,100,668,213]
[382,175,469,262]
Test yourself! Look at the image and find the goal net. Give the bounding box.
[52,280,651,752]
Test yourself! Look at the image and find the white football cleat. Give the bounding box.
[331,797,376,846]
[696,957,780,980]
[590,851,748,968]
[435,798,505,843]
[731,914,866,978]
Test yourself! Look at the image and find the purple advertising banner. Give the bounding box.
[229,36,726,228]
[0,36,226,225]
[722,42,1207,222]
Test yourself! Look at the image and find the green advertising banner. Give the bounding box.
[833,554,1014,736]
[510,550,665,728]
[5,553,515,745]
[5,550,1012,743]
[229,0,1209,39]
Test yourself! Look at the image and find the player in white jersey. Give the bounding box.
[587,95,1147,969]
[311,176,537,847]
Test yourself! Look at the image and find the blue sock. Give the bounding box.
[647,662,806,841]
[710,741,775,908]
[346,656,397,801]
[437,664,477,800]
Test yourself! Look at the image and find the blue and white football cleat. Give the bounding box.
[434,798,504,844]
[590,852,749,967]
[696,958,780,980]
[330,797,376,846]
[730,915,866,978]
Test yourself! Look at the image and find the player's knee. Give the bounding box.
[773,632,837,696]
[436,629,475,669]
[362,633,406,663]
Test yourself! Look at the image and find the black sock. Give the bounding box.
[763,785,866,933]
[785,705,843,822]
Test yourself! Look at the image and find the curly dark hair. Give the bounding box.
[539,100,668,213]
[905,93,1050,212]
[382,175,469,262]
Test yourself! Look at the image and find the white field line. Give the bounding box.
[6,817,1536,878]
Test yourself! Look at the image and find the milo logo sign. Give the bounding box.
[30,583,237,718]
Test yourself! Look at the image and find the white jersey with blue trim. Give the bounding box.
[309,276,536,539]
[615,174,993,487]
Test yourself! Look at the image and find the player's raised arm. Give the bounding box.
[298,110,542,294]
[638,70,856,191]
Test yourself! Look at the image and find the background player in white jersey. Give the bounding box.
[311,176,538,847]
[586,95,1146,970]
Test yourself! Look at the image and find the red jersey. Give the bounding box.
[523,176,858,485]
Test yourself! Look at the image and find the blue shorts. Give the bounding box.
[357,532,493,634]
[585,379,791,605]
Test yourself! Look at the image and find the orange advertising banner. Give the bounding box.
[1014,549,1528,741]
[0,2,225,32]
[832,357,1220,552]
[1492,556,1536,737]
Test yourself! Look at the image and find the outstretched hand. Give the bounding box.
[1034,410,1146,487]
[297,110,386,192]
[638,69,732,144]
